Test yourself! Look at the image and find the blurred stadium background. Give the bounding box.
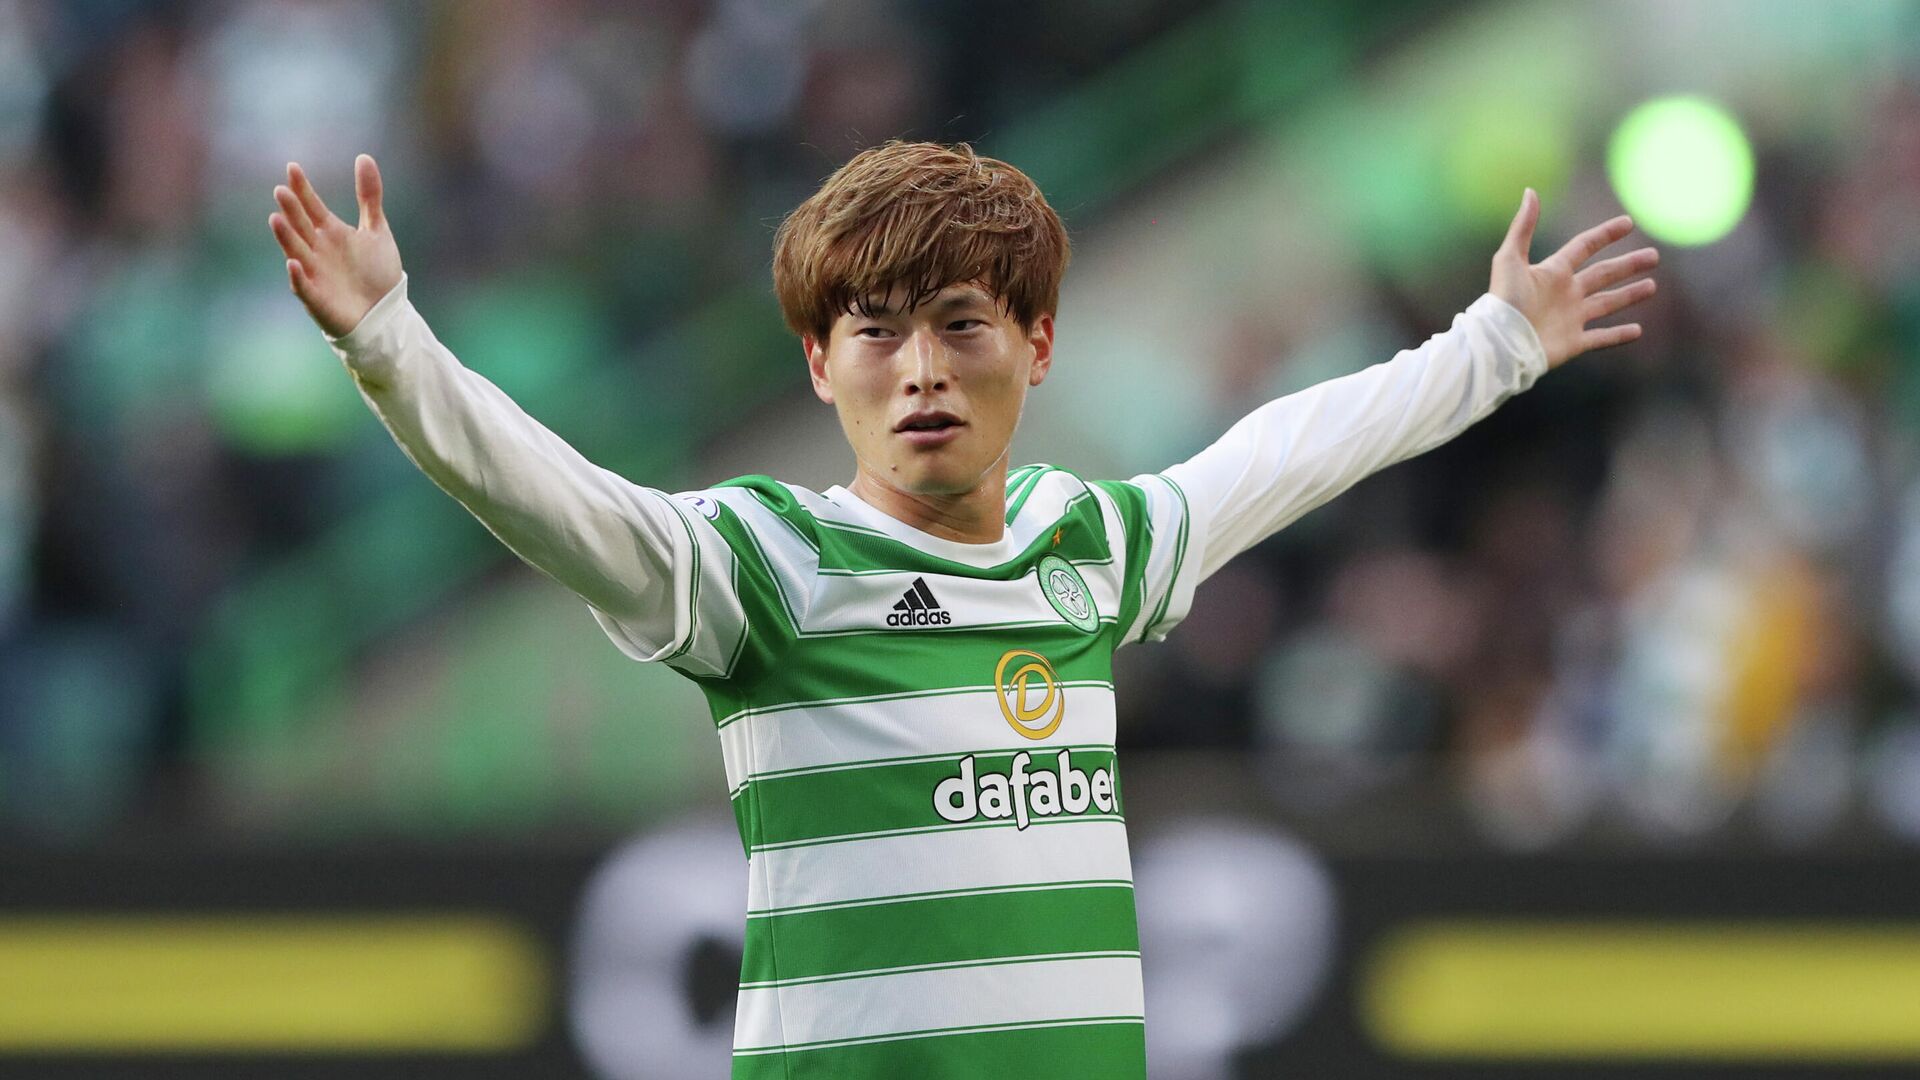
[1,0,1918,1076]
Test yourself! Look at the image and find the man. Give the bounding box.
[268,141,1655,1078]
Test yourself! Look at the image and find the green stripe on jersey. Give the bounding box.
[741,881,1139,984]
[731,1017,1147,1080]
[1003,464,1055,524]
[717,474,1113,579]
[1090,480,1153,649]
[736,624,1115,714]
[682,494,799,690]
[1142,474,1191,640]
[746,746,1121,846]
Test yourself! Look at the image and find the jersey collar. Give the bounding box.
[818,483,1025,569]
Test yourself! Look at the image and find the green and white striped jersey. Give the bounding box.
[326,273,1548,1078]
[592,466,1201,1076]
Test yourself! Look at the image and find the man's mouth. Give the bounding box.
[894,410,966,445]
[894,411,964,433]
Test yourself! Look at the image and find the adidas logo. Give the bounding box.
[886,577,953,627]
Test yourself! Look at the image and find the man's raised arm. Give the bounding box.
[268,156,695,659]
[1163,189,1660,581]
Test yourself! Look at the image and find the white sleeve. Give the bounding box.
[325,274,745,676]
[1162,292,1549,582]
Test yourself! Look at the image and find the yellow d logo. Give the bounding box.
[995,649,1065,740]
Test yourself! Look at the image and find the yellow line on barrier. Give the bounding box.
[0,915,548,1053]
[1362,921,1920,1060]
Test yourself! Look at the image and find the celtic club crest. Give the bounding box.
[1035,553,1098,633]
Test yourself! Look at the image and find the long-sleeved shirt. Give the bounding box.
[329,274,1546,659]
[325,273,1546,1078]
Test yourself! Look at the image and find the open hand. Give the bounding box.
[268,154,403,338]
[1490,188,1658,370]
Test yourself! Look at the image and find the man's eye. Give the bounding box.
[855,327,893,338]
[948,319,984,332]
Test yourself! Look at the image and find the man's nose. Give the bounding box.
[904,327,948,393]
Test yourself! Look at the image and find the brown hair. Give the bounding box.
[772,140,1070,341]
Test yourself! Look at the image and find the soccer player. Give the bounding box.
[268,141,1655,1078]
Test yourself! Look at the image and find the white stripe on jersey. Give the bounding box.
[733,953,1144,1053]
[747,816,1133,914]
[719,684,1116,795]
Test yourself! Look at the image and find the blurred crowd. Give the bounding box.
[1115,75,1920,851]
[0,0,1196,836]
[1,0,1917,854]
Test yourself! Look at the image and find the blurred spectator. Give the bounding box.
[0,0,1914,859]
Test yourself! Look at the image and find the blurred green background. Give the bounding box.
[2,1,1920,1073]
[4,0,1914,850]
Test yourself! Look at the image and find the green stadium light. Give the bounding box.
[204,321,363,455]
[1607,95,1754,247]
[1442,99,1573,233]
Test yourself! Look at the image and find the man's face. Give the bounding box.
[805,282,1054,497]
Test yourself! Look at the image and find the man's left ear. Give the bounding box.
[1026,314,1055,387]
[803,334,834,405]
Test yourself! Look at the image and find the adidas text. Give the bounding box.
[888,578,952,626]
[887,608,952,626]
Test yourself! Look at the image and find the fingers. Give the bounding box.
[274,185,315,244]
[1581,322,1643,352]
[287,162,335,228]
[1501,187,1539,259]
[1575,246,1659,294]
[1584,276,1657,321]
[284,257,322,311]
[1548,214,1634,273]
[268,211,313,263]
[354,153,385,230]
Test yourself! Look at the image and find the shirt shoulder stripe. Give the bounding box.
[1141,473,1191,642]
